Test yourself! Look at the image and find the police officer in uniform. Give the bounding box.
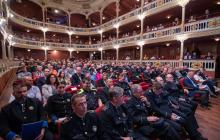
[126,84,181,140]
[100,86,149,140]
[0,81,53,140]
[147,82,207,140]
[45,82,72,133]
[115,73,132,97]
[60,94,106,140]
[79,77,102,110]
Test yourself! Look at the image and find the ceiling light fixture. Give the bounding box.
[113,23,120,28]
[54,9,59,13]
[217,1,220,5]
[166,43,170,46]
[98,30,103,34]
[166,15,171,19]
[114,45,119,49]
[215,38,220,42]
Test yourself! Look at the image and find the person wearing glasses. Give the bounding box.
[0,80,53,140]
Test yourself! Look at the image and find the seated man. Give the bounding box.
[0,81,53,140]
[79,77,102,110]
[24,76,42,102]
[97,78,114,104]
[115,73,132,97]
[100,86,149,140]
[163,74,198,113]
[45,82,72,133]
[126,84,181,140]
[60,94,106,140]
[184,71,210,108]
[147,82,207,140]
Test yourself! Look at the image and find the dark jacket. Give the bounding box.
[0,97,47,139]
[60,111,106,140]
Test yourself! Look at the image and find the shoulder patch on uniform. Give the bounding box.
[87,110,95,113]
[62,116,72,124]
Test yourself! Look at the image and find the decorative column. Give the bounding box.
[116,48,119,60]
[98,48,103,61]
[68,13,71,26]
[116,0,120,18]
[42,6,45,22]
[44,49,47,60]
[7,44,11,59]
[181,5,185,31]
[1,39,7,59]
[100,9,103,25]
[177,34,188,66]
[116,0,120,39]
[179,40,185,61]
[140,0,144,35]
[69,50,73,58]
[178,0,190,31]
[10,47,14,59]
[140,45,143,61]
[114,45,119,61]
[41,28,47,47]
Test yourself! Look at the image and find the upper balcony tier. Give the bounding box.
[7,16,220,51]
[7,0,178,35]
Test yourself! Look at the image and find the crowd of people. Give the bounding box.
[0,59,220,140]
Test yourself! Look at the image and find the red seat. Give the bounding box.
[95,105,105,115]
[64,86,80,95]
[139,82,151,91]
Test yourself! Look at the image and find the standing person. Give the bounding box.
[71,66,85,86]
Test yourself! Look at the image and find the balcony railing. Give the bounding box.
[0,59,21,75]
[7,0,177,35]
[183,60,216,71]
[143,25,181,40]
[9,16,220,50]
[96,59,216,71]
[185,16,220,32]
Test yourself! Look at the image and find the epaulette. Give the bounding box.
[77,89,84,94]
[87,110,95,113]
[91,88,97,92]
[62,116,72,124]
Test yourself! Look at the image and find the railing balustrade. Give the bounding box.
[7,0,177,35]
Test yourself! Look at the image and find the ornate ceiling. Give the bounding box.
[31,0,116,16]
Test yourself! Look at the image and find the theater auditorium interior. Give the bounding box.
[0,0,220,140]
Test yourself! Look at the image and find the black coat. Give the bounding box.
[60,112,106,140]
[99,102,133,140]
[45,93,72,119]
[0,97,47,138]
[71,73,85,86]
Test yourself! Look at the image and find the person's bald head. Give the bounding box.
[155,76,164,86]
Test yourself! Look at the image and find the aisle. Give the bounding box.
[196,97,220,140]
